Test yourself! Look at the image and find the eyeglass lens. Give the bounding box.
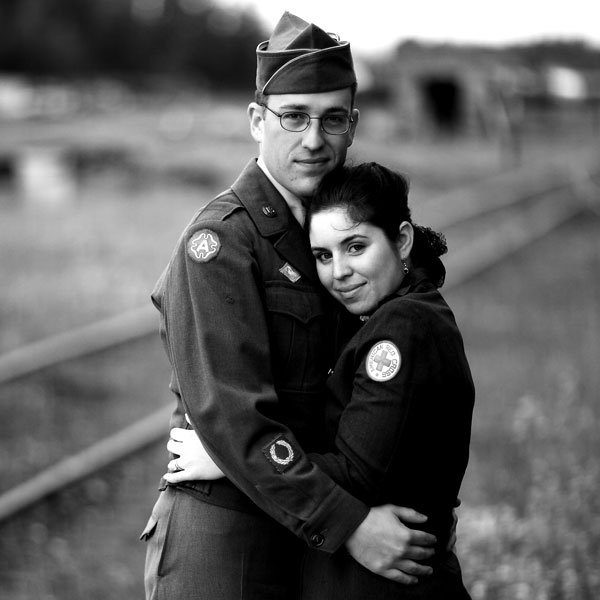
[280,112,350,134]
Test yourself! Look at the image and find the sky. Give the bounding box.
[216,0,600,56]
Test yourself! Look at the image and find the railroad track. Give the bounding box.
[0,151,598,523]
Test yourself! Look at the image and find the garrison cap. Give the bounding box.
[256,12,356,95]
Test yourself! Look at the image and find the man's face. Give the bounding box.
[249,89,359,200]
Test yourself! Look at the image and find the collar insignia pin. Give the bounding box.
[279,262,301,282]
[262,205,277,217]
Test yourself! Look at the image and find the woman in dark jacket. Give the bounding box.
[300,162,474,599]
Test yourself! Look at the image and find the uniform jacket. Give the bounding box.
[151,159,367,553]
[310,269,475,552]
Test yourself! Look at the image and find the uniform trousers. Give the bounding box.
[300,546,472,600]
[142,486,304,600]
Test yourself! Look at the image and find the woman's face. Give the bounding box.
[310,207,406,315]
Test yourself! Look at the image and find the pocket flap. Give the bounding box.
[265,283,326,323]
[139,514,158,541]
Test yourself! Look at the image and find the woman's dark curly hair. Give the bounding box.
[307,162,447,288]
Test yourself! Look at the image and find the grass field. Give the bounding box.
[0,94,599,599]
[452,212,600,599]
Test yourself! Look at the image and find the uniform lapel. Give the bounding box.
[232,160,318,283]
[272,221,318,283]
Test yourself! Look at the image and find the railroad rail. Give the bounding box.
[0,152,598,523]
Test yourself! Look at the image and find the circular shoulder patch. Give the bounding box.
[187,229,221,263]
[366,340,401,382]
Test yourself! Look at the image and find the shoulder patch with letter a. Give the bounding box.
[187,229,220,263]
[366,340,401,382]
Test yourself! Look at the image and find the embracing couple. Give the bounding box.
[141,11,474,600]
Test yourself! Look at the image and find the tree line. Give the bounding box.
[0,0,267,90]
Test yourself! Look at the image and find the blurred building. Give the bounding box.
[366,41,600,142]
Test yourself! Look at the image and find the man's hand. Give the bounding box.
[345,505,436,585]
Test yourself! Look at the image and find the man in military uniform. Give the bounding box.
[141,12,437,599]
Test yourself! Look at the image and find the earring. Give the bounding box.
[402,260,409,275]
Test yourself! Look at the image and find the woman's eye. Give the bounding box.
[314,252,332,263]
[348,244,364,254]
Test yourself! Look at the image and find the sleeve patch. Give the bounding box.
[187,229,221,263]
[366,340,401,382]
[262,434,299,473]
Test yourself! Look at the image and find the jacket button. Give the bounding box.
[310,533,325,547]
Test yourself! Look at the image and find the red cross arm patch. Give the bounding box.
[366,340,401,382]
[262,434,299,473]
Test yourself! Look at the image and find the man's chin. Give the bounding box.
[291,182,320,201]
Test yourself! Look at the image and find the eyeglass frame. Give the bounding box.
[260,104,354,135]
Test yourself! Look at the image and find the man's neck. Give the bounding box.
[257,156,306,227]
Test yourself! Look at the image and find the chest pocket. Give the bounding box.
[264,282,330,392]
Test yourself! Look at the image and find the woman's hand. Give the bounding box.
[163,425,225,483]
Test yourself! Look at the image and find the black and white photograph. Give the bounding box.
[0,1,598,599]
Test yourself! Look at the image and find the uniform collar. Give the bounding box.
[231,159,318,282]
[358,269,435,322]
[256,156,306,226]
[395,267,435,298]
[232,159,292,237]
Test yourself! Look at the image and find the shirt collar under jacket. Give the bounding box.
[257,156,306,226]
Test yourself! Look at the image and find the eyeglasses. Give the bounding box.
[261,104,354,135]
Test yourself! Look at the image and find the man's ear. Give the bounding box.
[346,108,360,148]
[248,102,265,144]
[397,221,414,259]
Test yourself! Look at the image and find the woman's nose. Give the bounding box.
[332,256,352,279]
